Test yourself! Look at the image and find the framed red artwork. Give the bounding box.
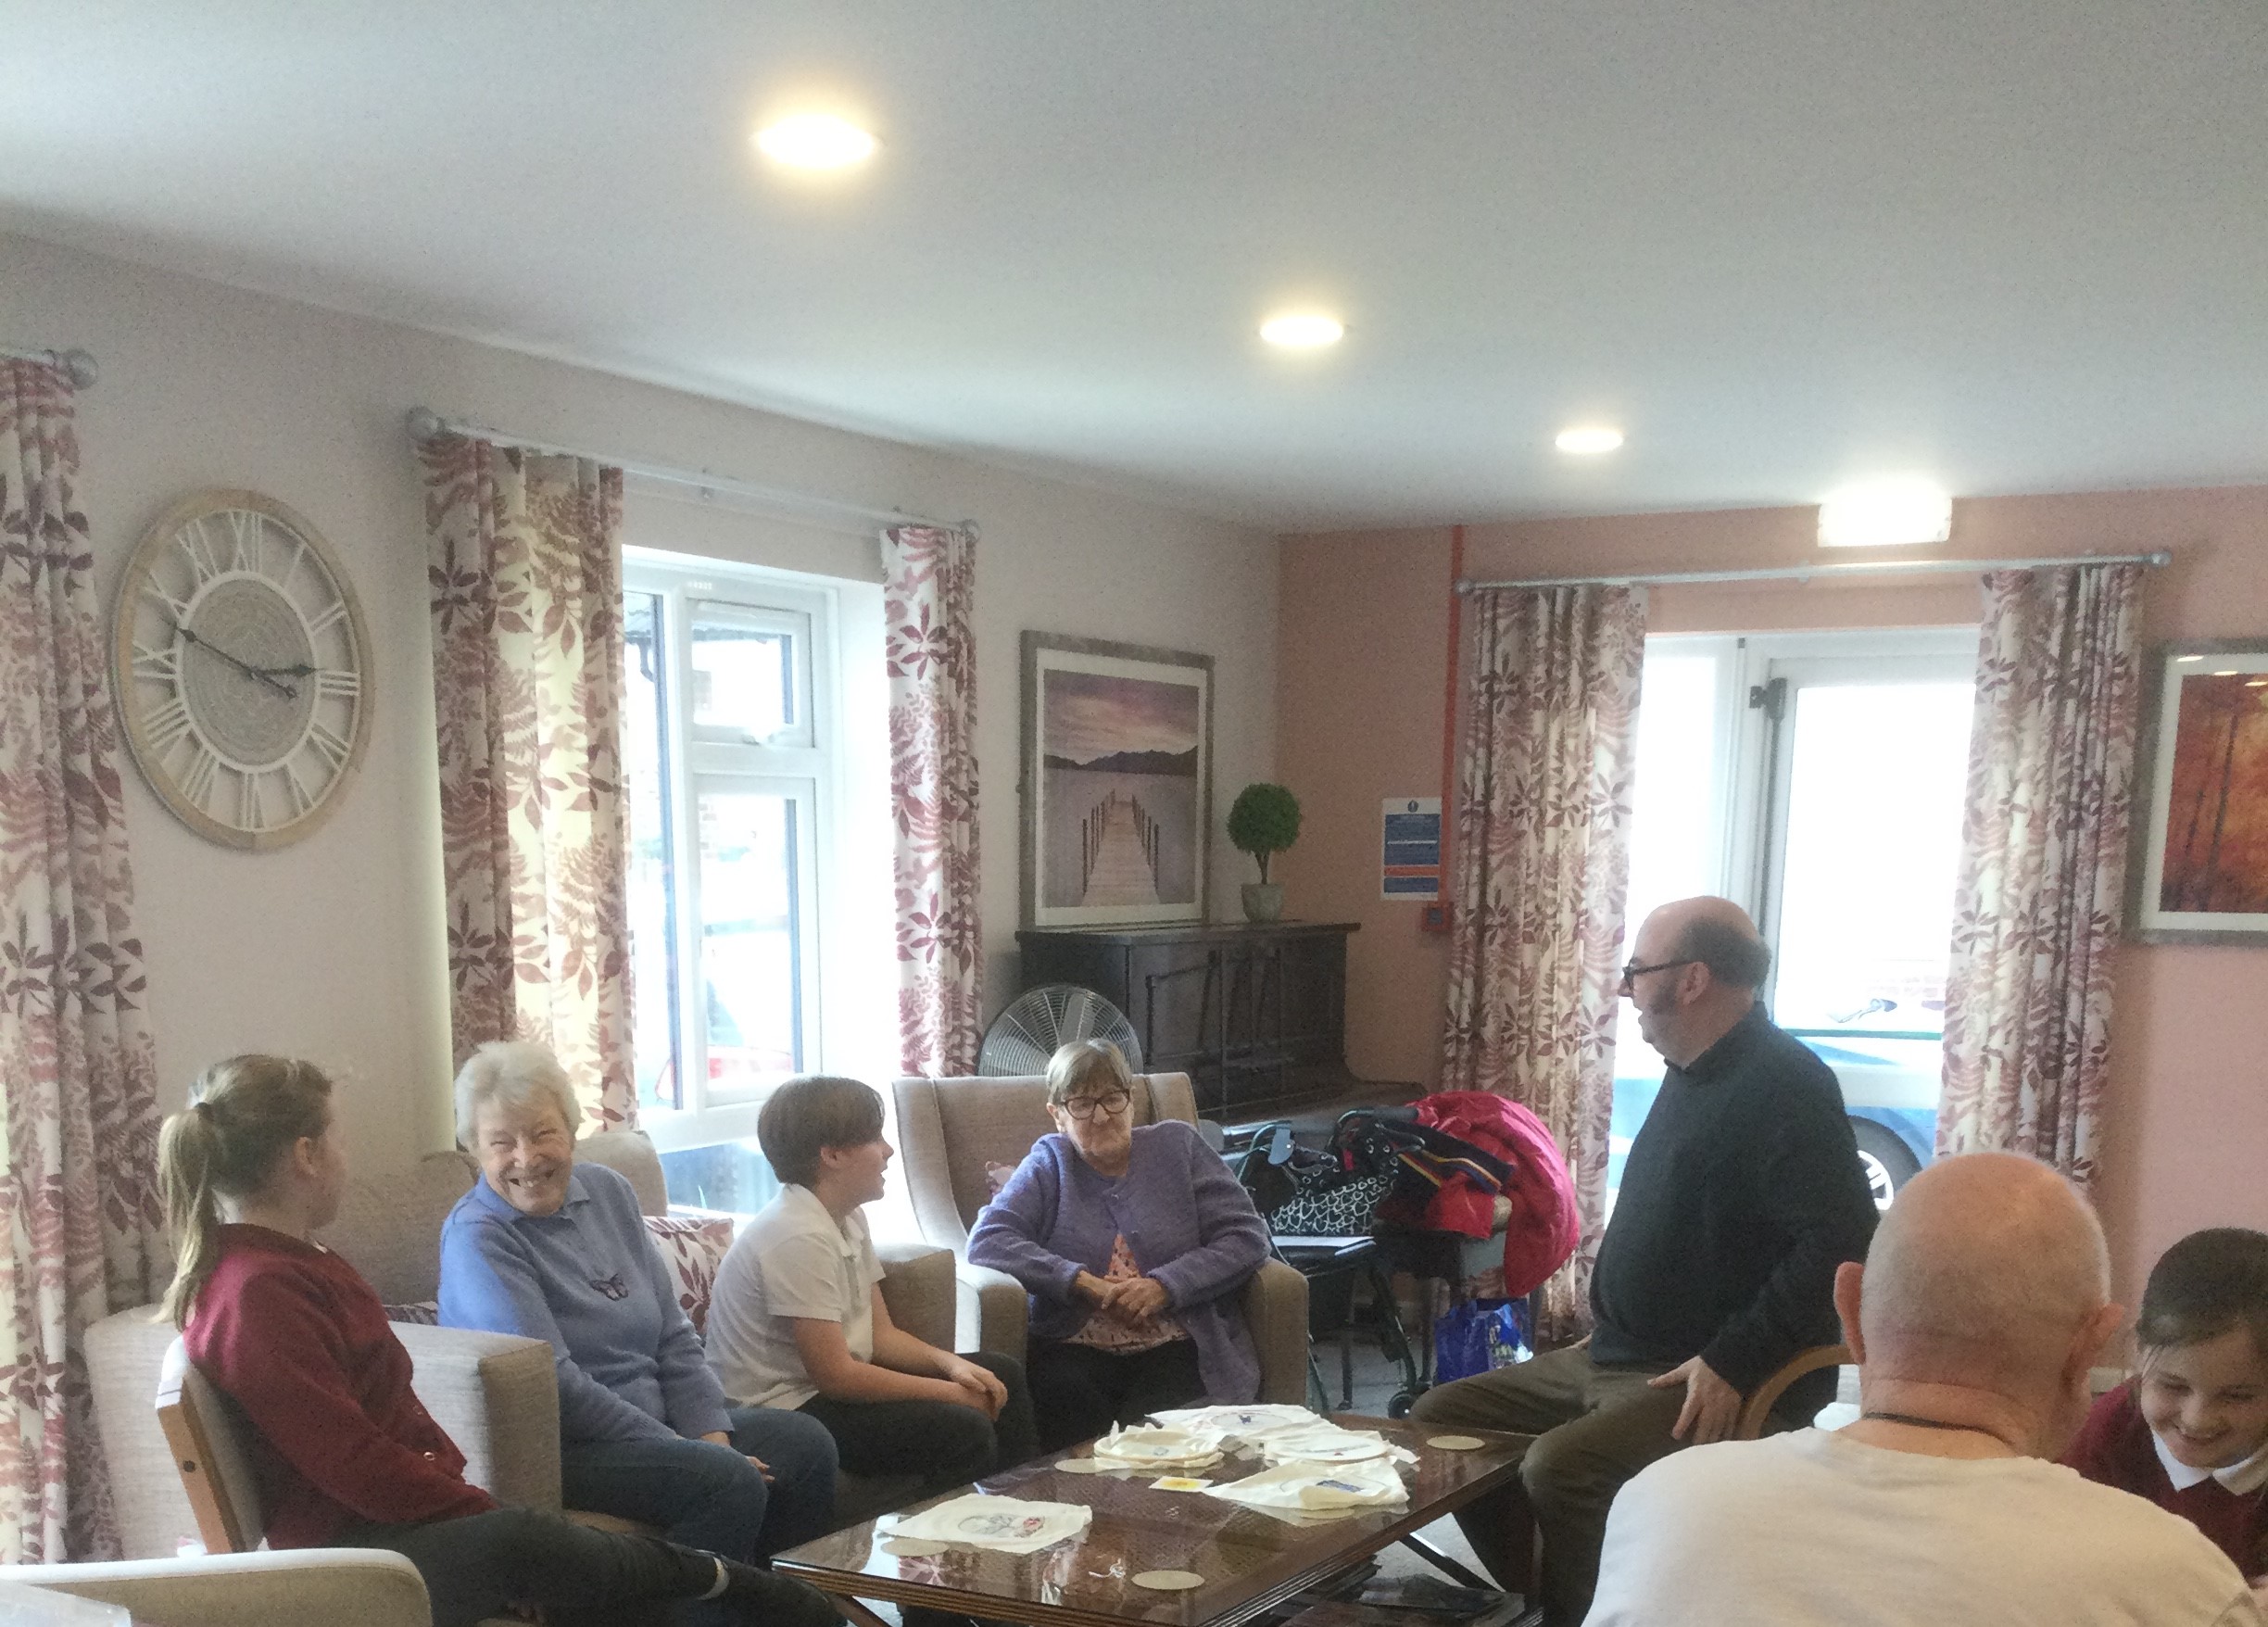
[2132,639,2268,943]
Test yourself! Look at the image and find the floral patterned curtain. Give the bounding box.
[1939,563,2143,1187]
[882,524,982,1077]
[422,437,636,1132]
[0,358,164,1559]
[1439,584,1647,1341]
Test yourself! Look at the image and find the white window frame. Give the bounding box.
[1610,625,1983,1217]
[1644,627,1979,937]
[1741,637,1977,1006]
[624,549,842,1154]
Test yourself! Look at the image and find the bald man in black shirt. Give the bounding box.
[1411,898,1879,1627]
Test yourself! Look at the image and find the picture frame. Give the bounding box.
[1020,632,1213,928]
[2129,638,2268,943]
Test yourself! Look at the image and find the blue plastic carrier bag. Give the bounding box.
[1431,1297,1531,1382]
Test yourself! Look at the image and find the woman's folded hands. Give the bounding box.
[1073,1270,1170,1322]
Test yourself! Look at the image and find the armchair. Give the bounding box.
[90,1293,562,1562]
[891,1071,1309,1405]
[145,1336,507,1627]
[3,1550,433,1627]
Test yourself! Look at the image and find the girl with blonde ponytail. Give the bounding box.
[158,1054,333,1326]
[161,1053,833,1627]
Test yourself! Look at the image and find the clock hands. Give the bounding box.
[174,624,298,700]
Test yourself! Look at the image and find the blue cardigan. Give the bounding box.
[967,1119,1268,1403]
[438,1162,731,1444]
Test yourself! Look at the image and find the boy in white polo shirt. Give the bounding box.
[706,1076,1038,1498]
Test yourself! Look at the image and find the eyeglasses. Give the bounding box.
[1061,1090,1132,1121]
[1619,958,1698,993]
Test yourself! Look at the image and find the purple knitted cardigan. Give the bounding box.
[967,1119,1268,1403]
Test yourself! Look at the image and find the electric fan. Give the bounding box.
[976,984,1144,1077]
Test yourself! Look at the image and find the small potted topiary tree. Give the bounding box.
[1227,782,1302,923]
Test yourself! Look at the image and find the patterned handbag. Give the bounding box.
[1237,1121,1393,1237]
[1266,1170,1395,1237]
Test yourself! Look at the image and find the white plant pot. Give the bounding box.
[1241,883,1285,923]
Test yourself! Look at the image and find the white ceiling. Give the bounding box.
[6,1,2266,529]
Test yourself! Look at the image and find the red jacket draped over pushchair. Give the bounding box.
[1375,1091,1580,1301]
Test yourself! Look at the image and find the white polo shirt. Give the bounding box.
[1586,1429,2262,1627]
[706,1182,885,1409]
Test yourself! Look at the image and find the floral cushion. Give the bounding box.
[645,1214,736,1337]
[383,1300,440,1326]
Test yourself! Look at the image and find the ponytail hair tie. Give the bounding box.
[193,1100,214,1122]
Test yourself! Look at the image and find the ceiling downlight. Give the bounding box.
[1555,426,1624,455]
[1259,312,1345,350]
[754,113,878,170]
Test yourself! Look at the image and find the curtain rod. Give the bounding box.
[1,346,98,387]
[1455,549,2172,594]
[403,408,962,536]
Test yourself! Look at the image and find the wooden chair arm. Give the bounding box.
[156,1338,259,1556]
[1732,1343,1853,1440]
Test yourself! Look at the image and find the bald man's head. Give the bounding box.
[1634,897,1771,990]
[1626,898,1770,1066]
[1854,1154,2110,1399]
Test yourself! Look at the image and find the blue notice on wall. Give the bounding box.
[1382,797,1442,901]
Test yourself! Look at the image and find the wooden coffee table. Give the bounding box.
[774,1417,1524,1627]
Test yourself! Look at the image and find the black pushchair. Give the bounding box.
[1235,1105,1525,1419]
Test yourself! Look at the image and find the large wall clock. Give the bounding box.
[112,488,371,850]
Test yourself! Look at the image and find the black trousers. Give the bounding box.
[338,1507,837,1627]
[1026,1337,1205,1453]
[797,1350,1040,1495]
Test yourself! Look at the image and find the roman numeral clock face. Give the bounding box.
[113,490,370,849]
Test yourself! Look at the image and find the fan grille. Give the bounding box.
[977,983,1144,1077]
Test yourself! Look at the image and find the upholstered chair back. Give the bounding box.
[573,1129,671,1215]
[892,1072,1199,1248]
[313,1129,668,1306]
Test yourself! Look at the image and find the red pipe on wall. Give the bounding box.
[1433,524,1466,927]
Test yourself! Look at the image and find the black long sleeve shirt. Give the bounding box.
[1589,1003,1878,1414]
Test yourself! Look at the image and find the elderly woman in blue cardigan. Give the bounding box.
[967,1041,1271,1452]
[436,1041,838,1608]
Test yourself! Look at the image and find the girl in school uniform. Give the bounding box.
[2065,1227,2268,1593]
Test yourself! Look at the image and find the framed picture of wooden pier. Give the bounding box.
[1020,632,1213,928]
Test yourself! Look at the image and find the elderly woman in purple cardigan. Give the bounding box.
[967,1041,1271,1451]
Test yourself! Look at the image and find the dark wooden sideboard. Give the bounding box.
[1015,921,1363,1121]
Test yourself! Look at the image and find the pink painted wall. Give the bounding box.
[1276,528,1456,1089]
[1279,486,2268,1306]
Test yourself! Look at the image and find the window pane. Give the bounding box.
[1771,682,1972,1035]
[699,788,803,1092]
[691,605,794,738]
[623,592,681,1112]
[660,1139,781,1218]
[1607,651,1726,1217]
[1619,654,1725,946]
[1771,681,1972,1206]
